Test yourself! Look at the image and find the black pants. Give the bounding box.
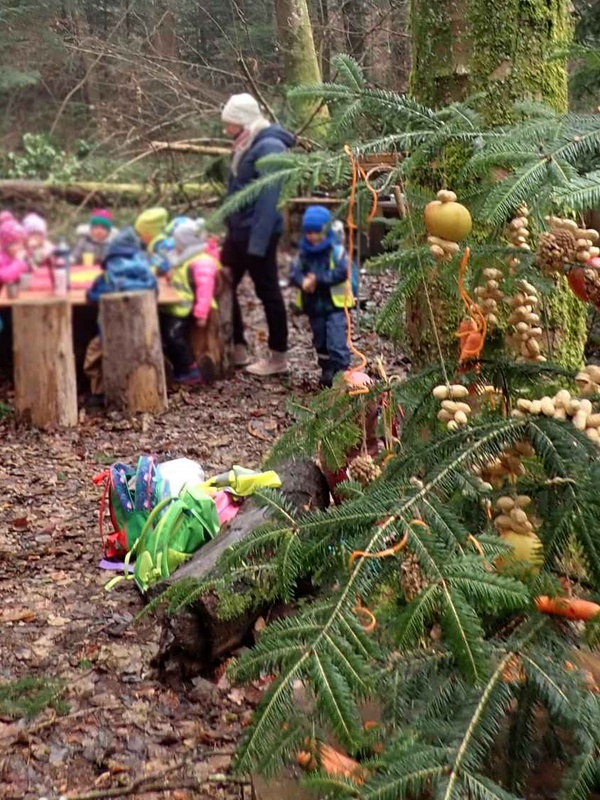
[221,234,288,353]
[160,314,195,376]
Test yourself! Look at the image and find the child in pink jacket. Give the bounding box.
[0,220,28,286]
[160,218,221,384]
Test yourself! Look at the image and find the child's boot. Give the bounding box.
[173,363,206,385]
[246,351,288,376]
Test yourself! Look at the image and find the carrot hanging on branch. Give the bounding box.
[535,596,600,621]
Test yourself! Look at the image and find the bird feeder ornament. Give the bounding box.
[425,190,472,262]
[474,268,504,327]
[506,205,531,269]
[535,216,600,306]
[506,279,546,363]
[511,389,600,446]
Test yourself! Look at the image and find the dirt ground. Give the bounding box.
[0,272,402,800]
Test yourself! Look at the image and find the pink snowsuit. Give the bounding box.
[0,251,27,285]
[190,251,220,324]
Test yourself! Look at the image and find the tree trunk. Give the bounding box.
[389,0,410,92]
[342,0,370,72]
[100,291,168,414]
[13,299,78,429]
[315,0,331,83]
[409,0,570,115]
[151,459,330,680]
[406,0,585,371]
[274,0,329,130]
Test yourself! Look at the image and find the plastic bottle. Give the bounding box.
[53,240,71,293]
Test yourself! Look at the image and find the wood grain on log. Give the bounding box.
[13,299,78,428]
[100,290,168,414]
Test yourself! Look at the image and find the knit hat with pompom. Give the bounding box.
[89,209,113,231]
[23,213,48,237]
[0,219,26,247]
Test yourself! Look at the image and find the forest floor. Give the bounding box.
[0,270,403,800]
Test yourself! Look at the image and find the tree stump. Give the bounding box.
[190,267,234,380]
[100,290,168,413]
[13,299,78,428]
[151,459,330,680]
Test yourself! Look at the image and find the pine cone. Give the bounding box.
[348,454,381,487]
[552,228,577,263]
[400,553,428,601]
[536,232,564,275]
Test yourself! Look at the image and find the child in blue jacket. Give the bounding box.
[84,228,156,400]
[290,206,354,388]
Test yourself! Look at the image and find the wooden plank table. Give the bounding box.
[0,267,180,426]
[0,269,180,307]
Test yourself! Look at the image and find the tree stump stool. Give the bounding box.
[13,298,78,428]
[100,290,168,413]
[190,267,234,380]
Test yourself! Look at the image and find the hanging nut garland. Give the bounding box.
[473,441,534,490]
[474,267,504,327]
[506,205,531,269]
[512,389,600,446]
[432,384,471,430]
[576,364,600,396]
[506,279,546,363]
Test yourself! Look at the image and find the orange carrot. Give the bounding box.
[535,596,600,621]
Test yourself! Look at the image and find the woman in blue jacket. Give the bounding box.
[221,94,295,377]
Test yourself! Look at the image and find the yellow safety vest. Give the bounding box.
[295,249,355,311]
[165,255,220,318]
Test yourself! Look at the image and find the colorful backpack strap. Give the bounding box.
[134,455,158,512]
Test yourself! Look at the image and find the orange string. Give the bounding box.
[352,600,377,632]
[342,145,379,395]
[456,247,487,363]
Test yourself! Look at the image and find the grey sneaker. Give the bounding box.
[234,344,250,367]
[246,351,288,376]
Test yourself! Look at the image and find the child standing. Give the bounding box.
[0,219,28,286]
[72,209,115,265]
[23,213,54,270]
[290,206,353,387]
[161,218,221,385]
[134,208,176,276]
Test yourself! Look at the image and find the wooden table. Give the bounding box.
[0,269,180,307]
[0,268,180,426]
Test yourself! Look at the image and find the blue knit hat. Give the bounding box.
[302,205,332,233]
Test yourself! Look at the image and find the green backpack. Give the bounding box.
[107,484,220,592]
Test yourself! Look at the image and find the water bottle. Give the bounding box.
[53,240,71,293]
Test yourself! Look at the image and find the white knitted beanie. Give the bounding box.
[221,93,264,127]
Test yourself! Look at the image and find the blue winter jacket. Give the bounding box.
[225,125,296,258]
[290,232,349,316]
[87,227,157,303]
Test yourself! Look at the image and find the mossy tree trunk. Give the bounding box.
[406,0,586,371]
[275,0,329,132]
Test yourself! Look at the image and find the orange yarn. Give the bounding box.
[342,145,379,396]
[456,247,486,363]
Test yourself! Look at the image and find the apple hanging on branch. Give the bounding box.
[425,189,473,262]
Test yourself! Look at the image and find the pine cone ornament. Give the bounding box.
[348,454,381,487]
[400,553,428,601]
[536,232,566,275]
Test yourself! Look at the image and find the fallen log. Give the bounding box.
[151,459,330,681]
[149,140,230,157]
[0,179,223,207]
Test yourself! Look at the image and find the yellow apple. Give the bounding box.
[424,200,473,242]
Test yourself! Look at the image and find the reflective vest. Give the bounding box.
[295,246,355,311]
[166,254,220,318]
